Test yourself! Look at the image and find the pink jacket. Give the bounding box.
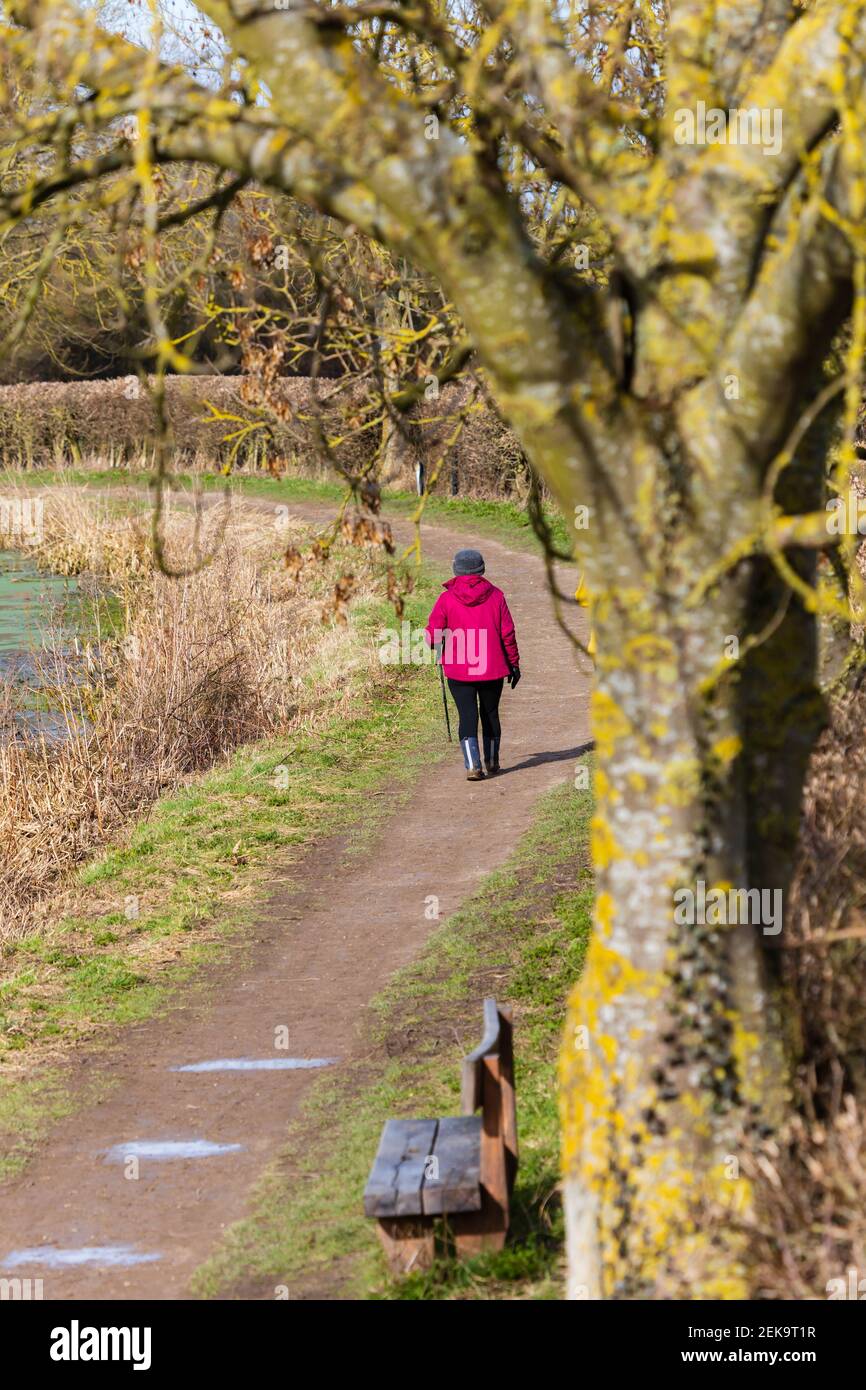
[425,575,519,681]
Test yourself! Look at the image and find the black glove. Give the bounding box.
[508,666,521,689]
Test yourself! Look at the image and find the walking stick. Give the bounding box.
[436,648,452,742]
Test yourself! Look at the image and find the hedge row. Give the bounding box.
[0,376,528,497]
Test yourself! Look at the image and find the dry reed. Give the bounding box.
[0,486,388,948]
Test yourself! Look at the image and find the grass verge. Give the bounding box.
[5,465,570,556]
[192,766,593,1301]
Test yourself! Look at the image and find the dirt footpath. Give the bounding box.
[0,501,590,1299]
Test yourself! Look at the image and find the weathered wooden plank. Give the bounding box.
[363,1118,438,1217]
[421,1115,482,1215]
[453,1056,509,1257]
[461,997,501,1114]
[497,1005,519,1190]
[364,996,518,1268]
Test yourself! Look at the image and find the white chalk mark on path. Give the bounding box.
[103,1140,243,1162]
[3,1245,161,1269]
[170,1057,337,1072]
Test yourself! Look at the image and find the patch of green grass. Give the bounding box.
[394,492,571,555]
[0,1067,114,1180]
[192,766,593,1302]
[14,466,570,556]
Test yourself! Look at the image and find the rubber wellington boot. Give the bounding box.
[483,735,501,775]
[461,736,485,781]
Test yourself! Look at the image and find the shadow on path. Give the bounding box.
[495,740,595,777]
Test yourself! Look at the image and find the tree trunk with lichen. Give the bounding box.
[560,627,786,1298]
[558,416,826,1297]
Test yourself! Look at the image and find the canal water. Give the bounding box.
[0,549,85,738]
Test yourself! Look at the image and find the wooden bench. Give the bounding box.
[363,999,517,1275]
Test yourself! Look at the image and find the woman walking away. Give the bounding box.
[425,548,520,781]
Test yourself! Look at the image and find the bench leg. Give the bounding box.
[450,1192,507,1260]
[376,1216,435,1276]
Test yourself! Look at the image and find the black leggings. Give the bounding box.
[447,678,504,742]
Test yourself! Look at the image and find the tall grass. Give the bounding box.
[0,487,391,948]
